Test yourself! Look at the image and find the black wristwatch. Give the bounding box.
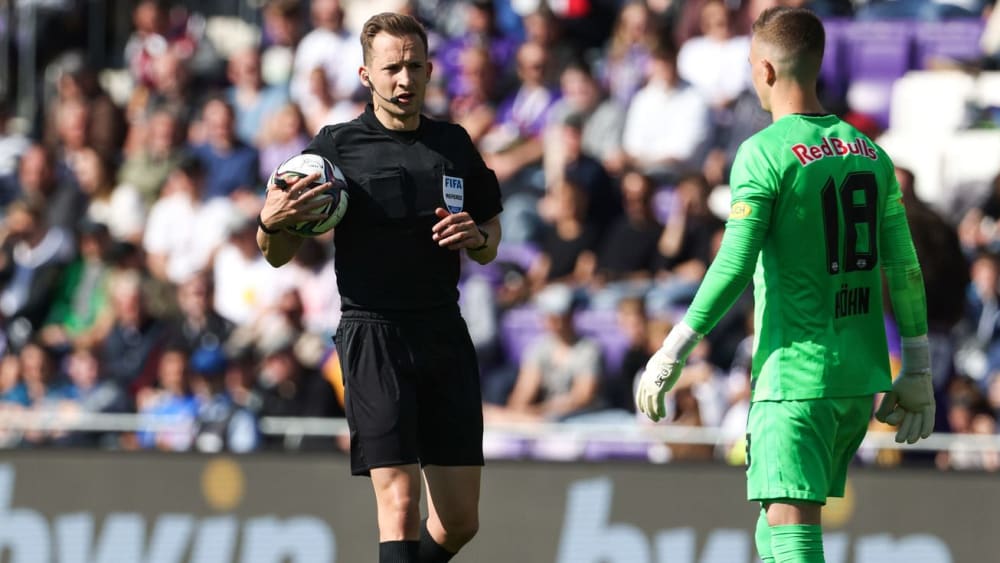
[257,214,281,235]
[471,227,489,251]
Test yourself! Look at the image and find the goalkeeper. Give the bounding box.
[636,7,934,563]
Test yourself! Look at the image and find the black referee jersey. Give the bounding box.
[304,104,502,313]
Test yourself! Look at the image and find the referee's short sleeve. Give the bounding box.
[457,126,503,224]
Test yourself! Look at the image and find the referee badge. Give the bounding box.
[443,175,465,213]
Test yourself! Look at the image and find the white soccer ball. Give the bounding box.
[268,153,348,236]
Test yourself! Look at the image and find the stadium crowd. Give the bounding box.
[0,0,998,470]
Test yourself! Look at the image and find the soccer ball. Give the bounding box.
[268,153,348,236]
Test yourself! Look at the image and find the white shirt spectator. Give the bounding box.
[291,28,363,109]
[87,184,146,242]
[622,81,711,168]
[142,194,235,284]
[212,242,293,326]
[677,35,751,107]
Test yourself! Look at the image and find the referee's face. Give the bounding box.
[364,31,433,130]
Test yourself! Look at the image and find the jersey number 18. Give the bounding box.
[820,171,878,274]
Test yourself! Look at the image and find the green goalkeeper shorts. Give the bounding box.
[746,395,873,504]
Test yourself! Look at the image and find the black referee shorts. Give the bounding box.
[335,308,485,476]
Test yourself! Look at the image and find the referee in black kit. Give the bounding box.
[257,12,502,563]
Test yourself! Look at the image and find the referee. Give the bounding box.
[257,12,502,563]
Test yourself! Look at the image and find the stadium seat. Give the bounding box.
[842,21,915,127]
[940,129,1000,217]
[574,307,631,374]
[499,305,546,365]
[888,70,977,133]
[913,20,987,69]
[877,130,947,211]
[975,71,1000,109]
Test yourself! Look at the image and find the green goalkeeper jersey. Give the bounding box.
[683,113,924,401]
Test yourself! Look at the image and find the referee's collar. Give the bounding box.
[362,103,424,144]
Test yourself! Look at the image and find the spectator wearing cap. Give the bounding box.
[486,284,604,422]
[189,344,260,454]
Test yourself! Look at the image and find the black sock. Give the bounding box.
[419,519,457,563]
[380,540,420,563]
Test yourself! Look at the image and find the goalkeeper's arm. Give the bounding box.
[875,197,934,443]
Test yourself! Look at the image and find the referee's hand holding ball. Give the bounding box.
[259,171,334,232]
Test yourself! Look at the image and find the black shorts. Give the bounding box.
[335,308,485,476]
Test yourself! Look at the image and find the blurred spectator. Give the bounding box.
[259,103,311,180]
[621,46,711,186]
[260,0,306,86]
[702,86,771,187]
[959,173,1000,254]
[56,345,130,446]
[527,177,599,291]
[227,47,290,146]
[38,221,115,352]
[302,67,365,134]
[255,333,342,448]
[0,103,29,180]
[597,1,657,106]
[124,0,196,90]
[437,0,520,94]
[188,97,260,200]
[545,61,628,177]
[142,155,237,285]
[588,170,663,293]
[448,44,500,145]
[189,344,259,453]
[43,62,126,162]
[649,172,725,309]
[894,167,968,391]
[71,148,146,244]
[286,238,341,337]
[540,113,620,236]
[163,271,234,354]
[481,41,559,185]
[0,198,76,348]
[135,345,197,451]
[607,296,652,412]
[676,0,751,110]
[129,49,197,127]
[936,376,999,471]
[15,144,88,234]
[291,0,363,113]
[100,270,166,394]
[520,7,578,87]
[118,108,185,209]
[212,212,292,326]
[489,284,603,421]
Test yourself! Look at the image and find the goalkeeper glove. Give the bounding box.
[875,335,935,444]
[635,322,703,422]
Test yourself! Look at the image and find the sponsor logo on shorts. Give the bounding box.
[790,137,878,166]
[443,175,464,213]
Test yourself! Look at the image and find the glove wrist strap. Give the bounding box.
[900,334,930,375]
[661,321,703,361]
